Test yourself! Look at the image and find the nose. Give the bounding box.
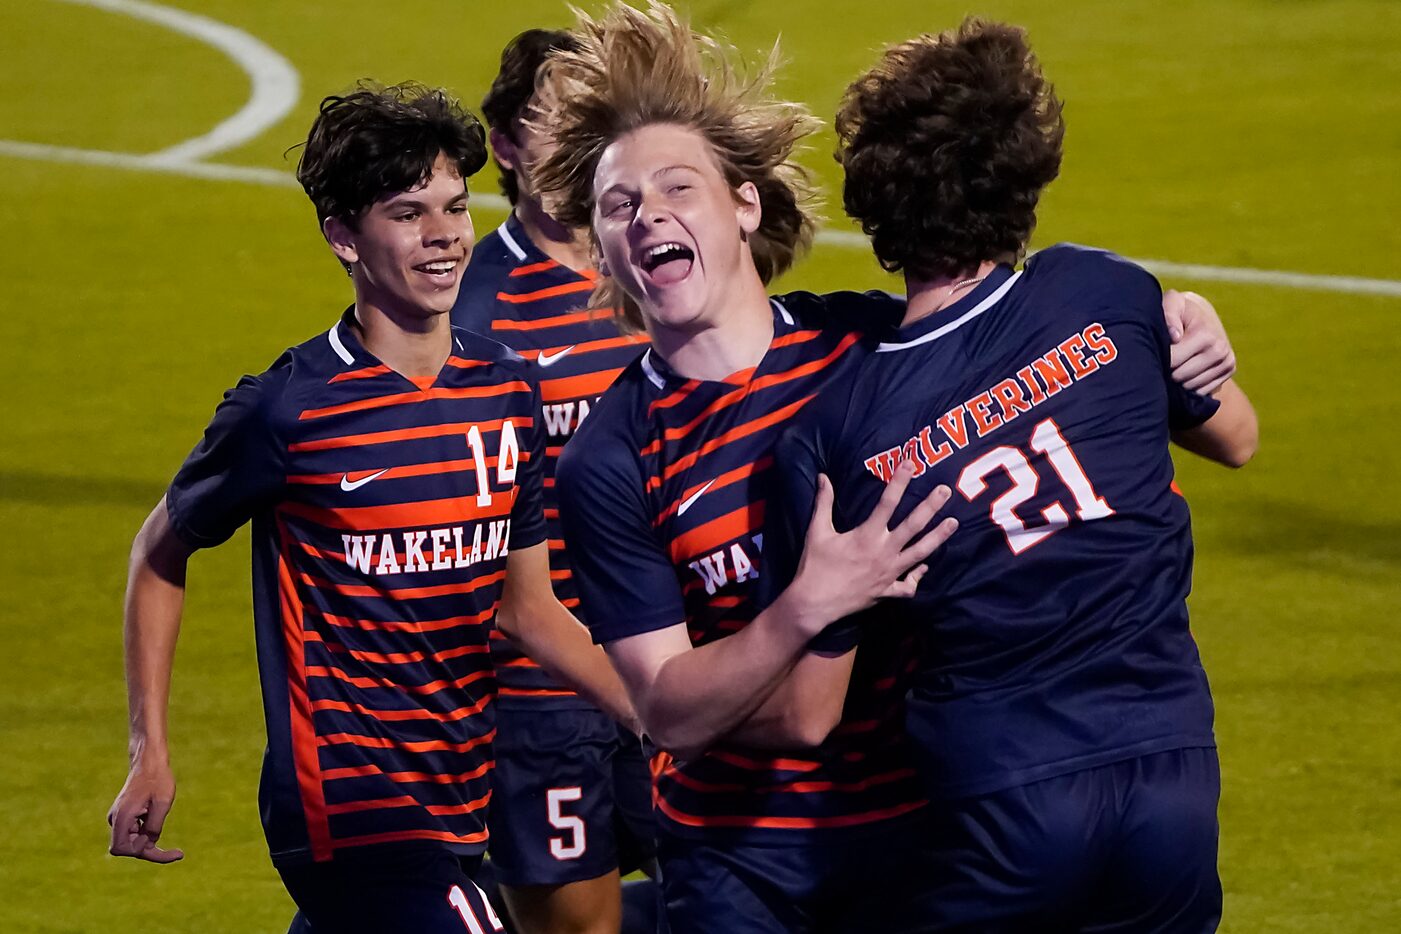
[423,209,462,247]
[631,186,670,232]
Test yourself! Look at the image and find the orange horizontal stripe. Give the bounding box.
[305,663,494,696]
[497,280,594,304]
[300,568,508,601]
[561,597,581,608]
[445,356,487,370]
[322,761,492,785]
[655,457,771,526]
[647,379,702,415]
[316,728,496,755]
[525,333,648,361]
[702,749,823,773]
[647,394,817,489]
[509,259,560,277]
[289,417,532,453]
[299,381,531,421]
[662,765,917,795]
[320,609,492,634]
[286,453,529,486]
[539,368,622,402]
[308,632,489,666]
[498,687,580,698]
[769,329,824,350]
[493,308,604,331]
[278,491,514,531]
[654,793,926,830]
[641,333,858,456]
[330,364,391,384]
[323,791,492,817]
[329,827,489,851]
[668,503,763,564]
[310,694,490,723]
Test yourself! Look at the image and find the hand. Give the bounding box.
[1163,289,1236,395]
[108,757,183,863]
[787,460,957,636]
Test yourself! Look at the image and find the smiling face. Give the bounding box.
[324,152,475,322]
[591,123,762,334]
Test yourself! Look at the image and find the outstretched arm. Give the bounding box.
[108,497,193,864]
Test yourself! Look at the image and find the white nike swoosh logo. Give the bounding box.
[537,345,577,367]
[340,468,389,492]
[677,479,717,517]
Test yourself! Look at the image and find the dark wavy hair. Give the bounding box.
[533,1,820,331]
[836,19,1064,280]
[481,29,582,205]
[296,82,488,228]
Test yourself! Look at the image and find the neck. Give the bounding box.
[351,289,451,378]
[515,199,593,271]
[903,260,1002,328]
[648,271,774,382]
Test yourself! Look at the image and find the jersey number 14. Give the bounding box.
[957,417,1113,555]
[465,421,520,506]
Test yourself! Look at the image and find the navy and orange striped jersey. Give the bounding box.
[764,245,1222,801]
[555,292,926,841]
[453,215,647,708]
[165,308,546,866]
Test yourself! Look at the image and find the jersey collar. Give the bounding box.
[639,298,795,391]
[875,264,1021,353]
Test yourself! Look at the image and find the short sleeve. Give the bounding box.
[1166,381,1221,431]
[508,375,549,550]
[555,427,688,645]
[165,375,286,549]
[758,409,861,655]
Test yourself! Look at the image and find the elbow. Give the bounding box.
[784,703,842,749]
[1223,426,1259,468]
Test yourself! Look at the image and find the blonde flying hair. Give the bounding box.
[532,1,821,331]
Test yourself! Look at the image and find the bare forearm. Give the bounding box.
[123,503,190,760]
[1172,379,1258,468]
[499,594,638,731]
[629,591,819,759]
[726,648,857,751]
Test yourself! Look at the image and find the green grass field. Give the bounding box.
[1,0,1398,930]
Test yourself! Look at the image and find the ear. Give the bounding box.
[735,181,762,236]
[489,128,519,173]
[323,216,359,267]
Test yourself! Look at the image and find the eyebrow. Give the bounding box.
[598,164,705,199]
[381,190,470,211]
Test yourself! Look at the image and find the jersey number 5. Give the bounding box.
[957,417,1113,555]
[465,420,520,507]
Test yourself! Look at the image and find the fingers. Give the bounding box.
[1162,289,1186,342]
[1170,330,1235,389]
[805,474,836,540]
[867,459,917,529]
[140,843,185,864]
[899,517,959,569]
[892,483,952,543]
[881,563,928,600]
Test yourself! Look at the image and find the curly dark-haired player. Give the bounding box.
[451,30,658,934]
[761,19,1258,932]
[106,83,635,933]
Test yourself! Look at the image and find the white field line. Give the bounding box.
[4,138,1397,299]
[49,0,299,164]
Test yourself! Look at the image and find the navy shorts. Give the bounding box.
[912,746,1222,933]
[658,818,931,934]
[280,845,506,934]
[489,704,656,887]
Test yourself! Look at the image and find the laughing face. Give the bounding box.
[325,152,475,323]
[591,123,762,334]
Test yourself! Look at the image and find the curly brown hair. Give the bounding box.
[836,19,1064,281]
[532,1,820,331]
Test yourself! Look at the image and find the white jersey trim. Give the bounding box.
[328,324,355,364]
[770,297,795,326]
[640,349,666,390]
[497,221,528,262]
[875,271,1023,353]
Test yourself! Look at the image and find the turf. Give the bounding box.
[1,1,1397,930]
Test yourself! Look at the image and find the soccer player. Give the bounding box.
[106,83,634,934]
[452,30,657,934]
[762,20,1259,932]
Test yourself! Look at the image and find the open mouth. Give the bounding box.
[639,242,695,286]
[413,258,459,282]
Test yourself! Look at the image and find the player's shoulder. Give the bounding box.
[772,289,906,334]
[450,326,535,380]
[453,228,516,328]
[557,359,651,484]
[1024,243,1161,309]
